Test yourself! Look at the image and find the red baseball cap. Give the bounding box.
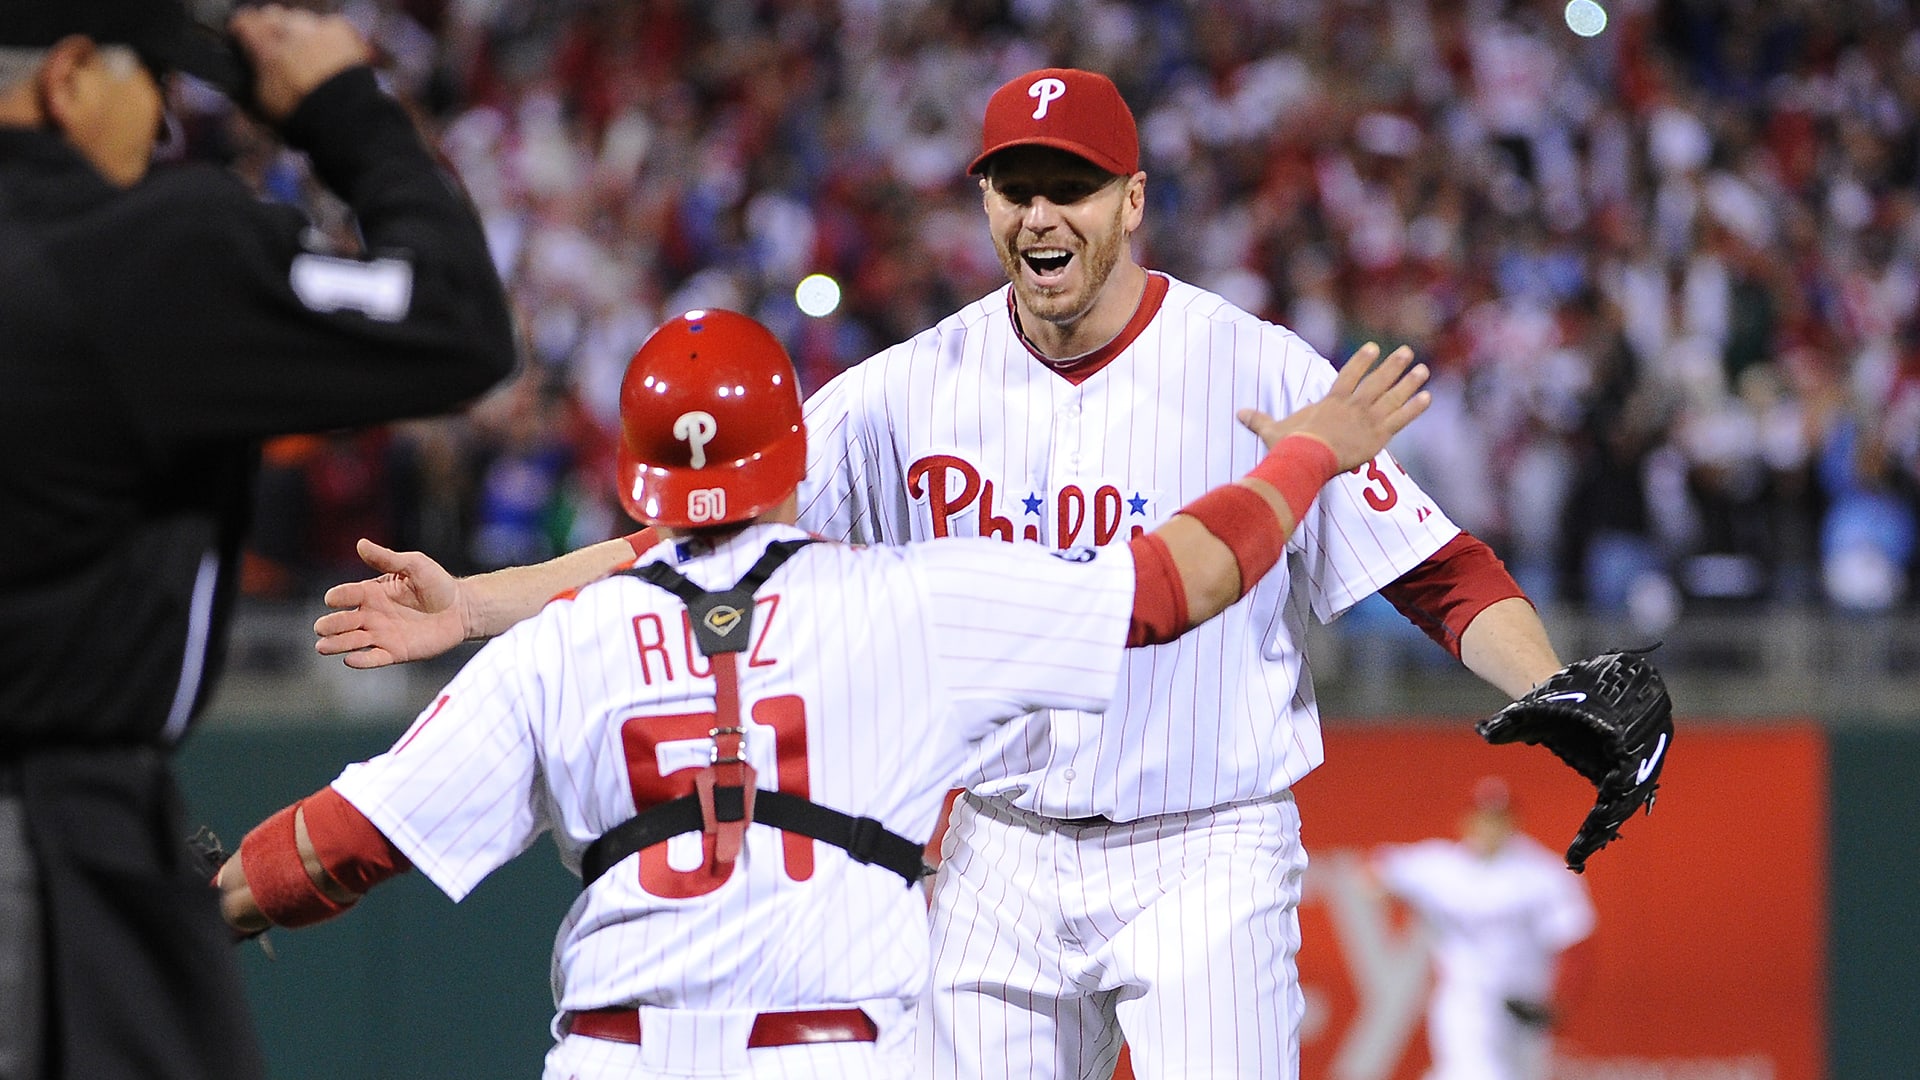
[969,68,1140,177]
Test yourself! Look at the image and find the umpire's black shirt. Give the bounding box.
[0,67,516,750]
[0,65,514,1080]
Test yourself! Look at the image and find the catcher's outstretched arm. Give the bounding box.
[215,787,412,933]
[1459,598,1563,700]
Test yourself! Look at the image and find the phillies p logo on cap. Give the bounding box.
[969,68,1140,177]
[1028,76,1066,118]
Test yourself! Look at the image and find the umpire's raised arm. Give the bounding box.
[81,6,517,441]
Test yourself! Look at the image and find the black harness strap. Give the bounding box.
[581,790,929,888]
[582,539,930,888]
[629,540,814,658]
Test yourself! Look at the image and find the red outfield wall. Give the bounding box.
[1110,723,1826,1080]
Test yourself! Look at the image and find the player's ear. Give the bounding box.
[1122,171,1146,232]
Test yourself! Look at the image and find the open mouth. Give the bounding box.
[1021,248,1073,277]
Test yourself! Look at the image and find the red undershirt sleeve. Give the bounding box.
[1378,531,1529,659]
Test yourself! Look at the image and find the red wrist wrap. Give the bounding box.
[238,802,353,929]
[1247,435,1341,525]
[1177,484,1285,595]
[1126,532,1190,646]
[302,786,412,895]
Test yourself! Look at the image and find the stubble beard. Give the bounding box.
[1001,199,1128,332]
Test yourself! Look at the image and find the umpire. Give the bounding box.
[0,3,516,1078]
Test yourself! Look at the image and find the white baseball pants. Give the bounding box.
[919,791,1308,1079]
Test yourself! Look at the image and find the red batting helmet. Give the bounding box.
[615,309,806,528]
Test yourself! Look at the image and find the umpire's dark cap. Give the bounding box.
[0,0,246,98]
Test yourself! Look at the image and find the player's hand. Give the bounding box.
[314,539,468,668]
[1237,342,1429,470]
[228,5,374,123]
[214,854,273,939]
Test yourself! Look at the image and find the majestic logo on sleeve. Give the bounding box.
[907,453,1157,549]
[674,411,718,468]
[1028,77,1066,118]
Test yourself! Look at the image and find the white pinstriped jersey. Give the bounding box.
[799,273,1460,820]
[328,522,1133,1015]
[1374,835,1595,1005]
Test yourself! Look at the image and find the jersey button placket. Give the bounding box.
[1053,396,1085,481]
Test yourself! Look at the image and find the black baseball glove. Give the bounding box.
[186,826,275,957]
[185,825,230,883]
[1476,649,1673,872]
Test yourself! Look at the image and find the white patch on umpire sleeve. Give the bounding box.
[160,550,219,744]
[289,253,414,322]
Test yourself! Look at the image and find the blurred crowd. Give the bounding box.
[182,0,1920,622]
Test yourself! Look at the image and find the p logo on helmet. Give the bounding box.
[614,310,806,529]
[674,411,718,468]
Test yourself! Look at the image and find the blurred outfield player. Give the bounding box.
[313,70,1597,1080]
[0,3,515,1077]
[1371,778,1597,1080]
[223,309,1434,1079]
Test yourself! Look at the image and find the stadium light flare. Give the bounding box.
[1565,0,1608,37]
[796,274,842,318]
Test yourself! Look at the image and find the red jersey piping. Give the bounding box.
[1007,272,1169,386]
